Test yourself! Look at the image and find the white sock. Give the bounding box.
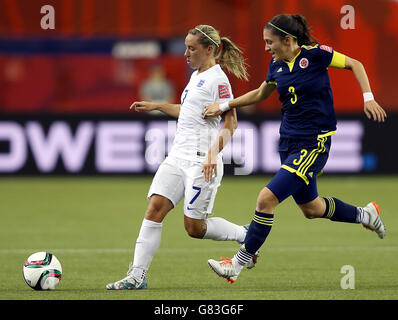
[203,217,246,242]
[131,218,162,281]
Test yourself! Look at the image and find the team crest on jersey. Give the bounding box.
[218,85,231,98]
[197,80,205,87]
[299,58,309,69]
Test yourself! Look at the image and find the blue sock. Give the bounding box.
[322,197,358,223]
[236,211,274,265]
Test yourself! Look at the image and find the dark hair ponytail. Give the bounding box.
[265,14,318,46]
[291,14,318,46]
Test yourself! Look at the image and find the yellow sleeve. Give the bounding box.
[329,51,346,69]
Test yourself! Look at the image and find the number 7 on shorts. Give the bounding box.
[187,186,201,210]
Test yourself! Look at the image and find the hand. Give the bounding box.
[130,101,157,112]
[203,103,222,119]
[364,100,387,123]
[202,153,217,182]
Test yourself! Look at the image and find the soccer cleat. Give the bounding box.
[242,224,259,269]
[362,202,386,239]
[246,251,259,269]
[106,275,147,290]
[106,262,147,290]
[208,257,239,284]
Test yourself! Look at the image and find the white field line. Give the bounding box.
[1,246,397,254]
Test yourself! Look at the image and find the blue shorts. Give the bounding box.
[267,133,333,204]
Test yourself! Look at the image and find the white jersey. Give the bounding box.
[168,64,233,162]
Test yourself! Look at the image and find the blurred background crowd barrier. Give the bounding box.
[0,0,396,175]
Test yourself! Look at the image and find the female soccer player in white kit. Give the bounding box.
[107,25,254,290]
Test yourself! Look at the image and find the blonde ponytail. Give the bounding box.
[189,25,249,81]
[217,37,249,81]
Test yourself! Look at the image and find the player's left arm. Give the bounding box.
[202,108,238,182]
[330,52,387,122]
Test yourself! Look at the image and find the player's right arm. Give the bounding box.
[343,56,387,123]
[323,48,386,123]
[203,81,276,117]
[130,101,180,118]
[229,81,276,108]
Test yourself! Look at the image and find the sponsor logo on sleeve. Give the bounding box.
[218,85,231,98]
[320,45,333,53]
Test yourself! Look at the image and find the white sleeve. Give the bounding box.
[211,78,234,103]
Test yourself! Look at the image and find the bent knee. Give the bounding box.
[298,197,326,219]
[145,195,173,222]
[184,219,206,239]
[185,225,204,239]
[256,187,279,212]
[299,203,325,219]
[301,209,319,219]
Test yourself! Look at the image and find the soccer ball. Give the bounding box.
[22,252,62,290]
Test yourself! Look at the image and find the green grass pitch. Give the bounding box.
[0,175,397,300]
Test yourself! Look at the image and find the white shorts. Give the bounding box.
[147,155,223,219]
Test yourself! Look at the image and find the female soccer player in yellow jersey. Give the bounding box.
[204,14,387,284]
[106,25,256,290]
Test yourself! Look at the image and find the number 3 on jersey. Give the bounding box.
[289,86,297,104]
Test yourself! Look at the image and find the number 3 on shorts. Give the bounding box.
[293,149,308,165]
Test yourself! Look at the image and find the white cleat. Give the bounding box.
[106,275,147,290]
[208,257,239,284]
[362,202,386,239]
[106,262,148,290]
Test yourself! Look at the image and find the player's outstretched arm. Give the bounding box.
[130,101,181,118]
[202,109,238,182]
[343,56,387,123]
[203,81,276,118]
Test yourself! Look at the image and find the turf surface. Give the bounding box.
[1,176,397,300]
